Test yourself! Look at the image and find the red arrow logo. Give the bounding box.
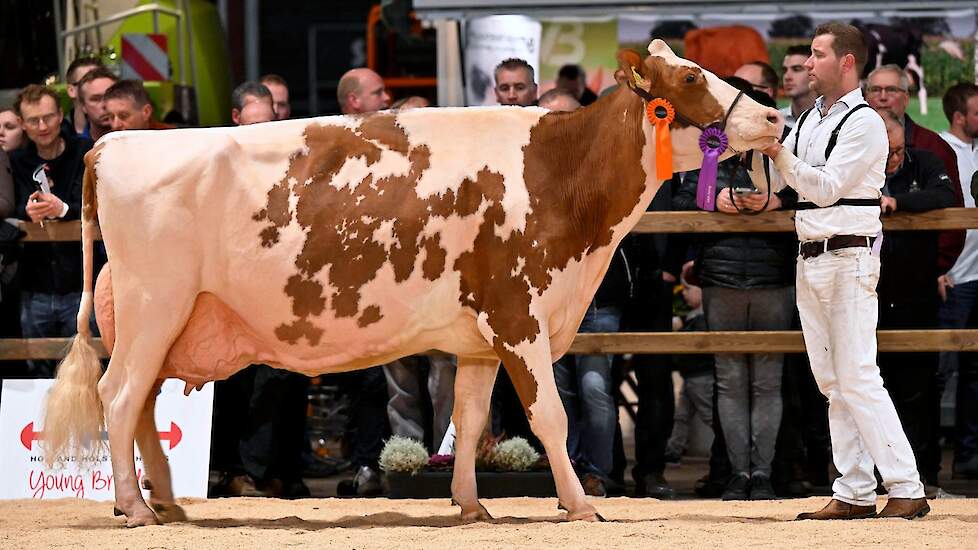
[20,421,41,451]
[158,422,182,450]
[20,422,183,451]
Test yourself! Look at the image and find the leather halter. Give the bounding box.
[628,83,746,149]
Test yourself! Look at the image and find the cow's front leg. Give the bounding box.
[499,342,602,522]
[135,381,187,523]
[450,356,498,521]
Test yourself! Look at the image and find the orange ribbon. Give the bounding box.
[646,98,675,180]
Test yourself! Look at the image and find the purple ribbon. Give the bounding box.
[696,127,729,211]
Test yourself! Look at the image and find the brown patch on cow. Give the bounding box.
[284,275,326,318]
[358,114,410,153]
[495,345,538,422]
[275,318,323,346]
[82,143,106,223]
[644,55,725,129]
[357,305,383,328]
[451,86,650,369]
[255,115,511,344]
[421,234,446,281]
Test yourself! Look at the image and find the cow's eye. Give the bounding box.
[685,74,696,84]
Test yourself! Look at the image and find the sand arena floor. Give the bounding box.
[0,496,976,549]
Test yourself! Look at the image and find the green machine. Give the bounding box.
[54,0,232,126]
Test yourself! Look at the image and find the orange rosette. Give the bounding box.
[646,98,675,180]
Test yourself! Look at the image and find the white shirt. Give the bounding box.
[770,87,886,241]
[779,105,797,129]
[940,131,978,284]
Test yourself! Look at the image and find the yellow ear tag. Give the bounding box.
[646,98,676,180]
[631,67,650,90]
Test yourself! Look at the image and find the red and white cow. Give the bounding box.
[43,40,782,526]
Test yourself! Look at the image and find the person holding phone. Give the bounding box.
[675,82,798,501]
[8,85,91,377]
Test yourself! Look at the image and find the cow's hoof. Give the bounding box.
[124,510,160,528]
[452,498,493,521]
[113,507,124,517]
[560,502,605,522]
[152,502,188,523]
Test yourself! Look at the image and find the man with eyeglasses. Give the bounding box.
[866,66,965,493]
[8,85,92,377]
[866,64,964,276]
[874,108,959,497]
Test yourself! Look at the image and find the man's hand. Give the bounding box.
[938,274,955,302]
[760,142,782,159]
[881,195,897,214]
[26,191,65,223]
[734,192,781,212]
[715,189,739,213]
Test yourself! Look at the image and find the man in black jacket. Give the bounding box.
[876,109,958,492]
[675,88,798,501]
[9,85,91,377]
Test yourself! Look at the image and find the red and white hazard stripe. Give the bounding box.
[121,34,170,81]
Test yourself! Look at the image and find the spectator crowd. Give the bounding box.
[2,34,977,501]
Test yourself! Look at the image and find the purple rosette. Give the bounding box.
[696,127,729,211]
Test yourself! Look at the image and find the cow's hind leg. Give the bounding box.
[134,380,187,523]
[98,286,196,527]
[498,340,602,522]
[450,356,498,521]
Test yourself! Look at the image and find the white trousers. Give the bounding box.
[796,247,924,505]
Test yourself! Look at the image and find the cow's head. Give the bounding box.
[616,39,783,172]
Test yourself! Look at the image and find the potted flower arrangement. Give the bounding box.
[380,434,556,499]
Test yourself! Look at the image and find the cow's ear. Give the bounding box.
[615,49,651,90]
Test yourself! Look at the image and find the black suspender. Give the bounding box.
[791,103,873,160]
[790,103,879,211]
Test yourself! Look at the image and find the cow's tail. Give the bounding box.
[42,148,104,467]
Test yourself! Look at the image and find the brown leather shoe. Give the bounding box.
[876,498,930,519]
[796,498,876,520]
[582,474,607,497]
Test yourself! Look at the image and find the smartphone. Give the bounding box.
[731,187,761,196]
[32,164,52,195]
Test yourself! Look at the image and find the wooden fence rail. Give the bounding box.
[4,330,978,362]
[4,208,977,361]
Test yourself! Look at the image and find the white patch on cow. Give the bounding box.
[512,256,526,277]
[395,106,547,237]
[361,215,376,225]
[371,218,398,251]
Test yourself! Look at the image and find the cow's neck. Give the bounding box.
[523,86,654,254]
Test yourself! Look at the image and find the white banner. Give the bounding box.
[0,379,213,500]
[464,15,542,106]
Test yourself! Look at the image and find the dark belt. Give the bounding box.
[799,235,872,259]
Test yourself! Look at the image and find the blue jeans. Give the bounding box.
[21,291,83,378]
[938,279,978,462]
[554,302,621,478]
